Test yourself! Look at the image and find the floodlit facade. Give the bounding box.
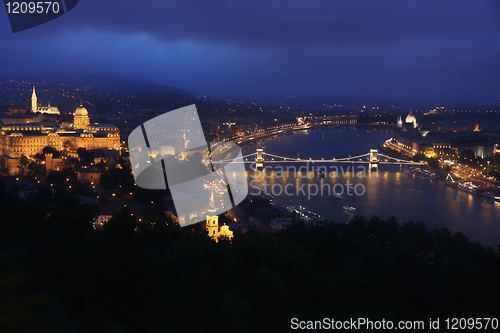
[405,113,418,129]
[31,86,60,115]
[0,95,120,174]
[206,191,234,242]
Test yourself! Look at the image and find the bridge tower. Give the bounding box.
[256,148,264,168]
[369,149,378,170]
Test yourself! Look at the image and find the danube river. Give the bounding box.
[241,127,500,248]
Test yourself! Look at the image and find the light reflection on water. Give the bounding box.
[241,128,500,248]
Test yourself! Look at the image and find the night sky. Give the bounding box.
[1,0,500,104]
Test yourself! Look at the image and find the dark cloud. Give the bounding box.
[48,0,500,46]
[0,0,499,103]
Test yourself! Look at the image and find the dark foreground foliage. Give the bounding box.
[1,182,499,332]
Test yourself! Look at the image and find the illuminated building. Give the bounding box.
[405,113,418,129]
[31,86,60,115]
[93,204,119,229]
[73,105,91,129]
[206,190,233,242]
[0,96,120,174]
[397,115,403,128]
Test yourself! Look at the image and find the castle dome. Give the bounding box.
[75,105,88,116]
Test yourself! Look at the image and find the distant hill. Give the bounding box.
[0,72,190,96]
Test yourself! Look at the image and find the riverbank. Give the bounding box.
[377,142,451,179]
[233,124,314,146]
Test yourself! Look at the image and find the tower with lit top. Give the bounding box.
[30,86,60,114]
[206,190,219,238]
[206,190,233,242]
[31,86,37,112]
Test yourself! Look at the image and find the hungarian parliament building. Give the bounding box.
[0,86,120,174]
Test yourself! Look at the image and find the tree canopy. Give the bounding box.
[0,182,499,332]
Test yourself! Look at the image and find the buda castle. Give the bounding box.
[0,86,120,174]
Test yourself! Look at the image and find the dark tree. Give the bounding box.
[102,206,137,239]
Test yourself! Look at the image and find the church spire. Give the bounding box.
[207,189,217,214]
[31,85,37,113]
[206,188,220,240]
[205,187,233,242]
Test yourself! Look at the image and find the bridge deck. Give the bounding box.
[211,149,424,166]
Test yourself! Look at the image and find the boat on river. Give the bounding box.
[404,167,436,180]
[458,182,484,195]
[284,205,325,223]
[249,186,273,200]
[404,167,414,174]
[484,192,500,201]
[331,192,343,200]
[343,205,356,213]
[315,168,326,177]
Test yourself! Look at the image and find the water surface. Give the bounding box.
[241,128,500,248]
